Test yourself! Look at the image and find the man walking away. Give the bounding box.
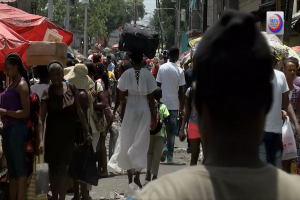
[107,55,115,73]
[259,47,300,168]
[137,10,300,200]
[156,46,185,164]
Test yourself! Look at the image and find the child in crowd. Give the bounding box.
[146,87,169,181]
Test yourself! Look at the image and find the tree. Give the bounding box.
[150,0,189,49]
[105,0,145,35]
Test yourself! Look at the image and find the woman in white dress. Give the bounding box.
[115,49,156,188]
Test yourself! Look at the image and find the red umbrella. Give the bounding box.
[112,43,118,49]
[0,22,29,70]
[179,50,191,61]
[0,4,73,45]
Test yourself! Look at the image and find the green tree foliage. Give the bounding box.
[36,0,145,39]
[150,0,189,49]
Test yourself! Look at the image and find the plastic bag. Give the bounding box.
[35,163,49,196]
[282,117,297,160]
[125,183,140,197]
[68,143,98,186]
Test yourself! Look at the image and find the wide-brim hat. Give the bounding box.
[64,63,94,91]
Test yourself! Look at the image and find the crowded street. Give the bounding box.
[3,0,300,200]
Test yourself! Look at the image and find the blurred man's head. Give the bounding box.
[107,55,111,62]
[169,47,179,62]
[194,10,273,149]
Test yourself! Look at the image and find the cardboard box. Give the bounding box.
[26,42,67,68]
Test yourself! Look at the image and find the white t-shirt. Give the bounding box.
[156,62,186,110]
[31,84,49,100]
[264,70,289,133]
[137,164,300,200]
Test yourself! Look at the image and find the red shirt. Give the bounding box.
[151,64,160,79]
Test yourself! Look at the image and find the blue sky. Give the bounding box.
[137,0,155,26]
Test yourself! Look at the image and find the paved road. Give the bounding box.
[66,136,190,200]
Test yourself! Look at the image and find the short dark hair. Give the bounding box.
[66,58,75,67]
[120,60,132,72]
[284,57,299,69]
[107,55,111,59]
[83,61,95,76]
[131,48,144,64]
[34,65,48,79]
[153,87,162,101]
[93,54,101,64]
[169,46,179,58]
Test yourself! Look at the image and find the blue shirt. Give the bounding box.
[108,62,115,73]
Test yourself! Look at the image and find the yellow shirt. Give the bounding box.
[108,71,114,79]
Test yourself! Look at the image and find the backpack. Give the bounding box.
[119,24,159,59]
[150,100,163,135]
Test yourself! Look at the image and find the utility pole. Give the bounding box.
[83,0,89,57]
[203,0,208,33]
[157,0,164,50]
[283,0,294,45]
[134,0,137,24]
[66,0,70,30]
[48,0,53,21]
[176,0,181,49]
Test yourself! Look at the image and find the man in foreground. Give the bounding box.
[137,10,300,200]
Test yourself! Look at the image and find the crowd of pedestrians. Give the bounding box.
[3,9,300,200]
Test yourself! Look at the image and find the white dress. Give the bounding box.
[111,68,157,171]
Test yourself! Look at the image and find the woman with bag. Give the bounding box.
[281,57,300,173]
[94,63,114,178]
[64,63,95,200]
[0,53,30,200]
[38,61,92,200]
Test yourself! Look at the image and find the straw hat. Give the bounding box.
[64,64,94,90]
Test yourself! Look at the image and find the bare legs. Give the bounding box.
[127,169,142,188]
[98,135,108,178]
[49,165,68,200]
[190,138,201,166]
[8,177,27,200]
[73,180,88,200]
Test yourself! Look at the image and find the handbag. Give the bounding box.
[26,156,48,200]
[91,82,107,133]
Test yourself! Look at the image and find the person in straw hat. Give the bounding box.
[38,61,92,200]
[64,63,94,200]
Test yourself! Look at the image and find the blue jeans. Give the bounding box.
[259,132,283,168]
[164,110,178,159]
[2,120,28,178]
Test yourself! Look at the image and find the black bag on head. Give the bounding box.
[119,24,159,59]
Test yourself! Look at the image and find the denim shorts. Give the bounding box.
[2,120,27,178]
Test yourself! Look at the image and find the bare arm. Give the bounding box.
[148,92,155,122]
[179,85,185,114]
[119,90,127,103]
[75,91,90,138]
[0,81,30,118]
[93,91,106,110]
[113,88,121,116]
[179,98,189,141]
[37,92,48,154]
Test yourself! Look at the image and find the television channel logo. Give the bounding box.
[266,12,284,35]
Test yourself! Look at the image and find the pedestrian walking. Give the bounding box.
[156,47,186,164]
[259,46,300,168]
[64,63,94,200]
[280,57,300,173]
[115,48,156,188]
[0,53,30,200]
[137,10,300,200]
[38,61,91,200]
[146,87,169,181]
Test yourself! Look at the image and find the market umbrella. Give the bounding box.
[0,22,29,70]
[179,50,191,62]
[292,46,300,56]
[188,37,201,47]
[285,45,300,63]
[0,4,73,45]
[112,43,118,49]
